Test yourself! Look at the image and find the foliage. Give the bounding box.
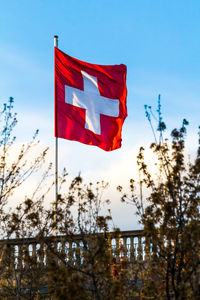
[42,177,138,300]
[119,97,200,299]
[0,99,138,299]
[1,95,199,300]
[0,98,49,207]
[0,98,50,299]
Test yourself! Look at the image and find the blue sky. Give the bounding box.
[1,0,200,229]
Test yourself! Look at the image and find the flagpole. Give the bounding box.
[54,35,58,235]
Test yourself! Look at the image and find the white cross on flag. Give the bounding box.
[55,47,127,151]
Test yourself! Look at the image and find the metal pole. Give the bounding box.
[54,35,58,234]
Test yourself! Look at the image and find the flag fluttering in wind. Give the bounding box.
[54,47,127,151]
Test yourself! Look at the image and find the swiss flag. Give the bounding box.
[55,47,127,151]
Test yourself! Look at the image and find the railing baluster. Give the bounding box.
[123,237,127,257]
[145,237,150,260]
[116,237,120,263]
[68,240,73,262]
[130,236,135,263]
[137,236,143,261]
[39,242,44,266]
[18,244,23,269]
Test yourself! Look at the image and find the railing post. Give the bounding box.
[123,237,127,257]
[145,237,150,261]
[116,237,120,263]
[32,243,37,260]
[61,239,66,262]
[68,241,73,262]
[24,244,30,268]
[18,245,23,269]
[39,242,44,266]
[130,236,135,263]
[75,241,81,265]
[137,236,143,261]
[152,240,157,258]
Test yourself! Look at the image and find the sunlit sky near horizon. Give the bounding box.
[1,0,200,230]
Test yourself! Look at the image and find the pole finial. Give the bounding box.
[54,35,58,48]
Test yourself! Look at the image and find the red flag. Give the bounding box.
[54,47,127,151]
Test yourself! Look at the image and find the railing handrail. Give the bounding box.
[0,229,143,246]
